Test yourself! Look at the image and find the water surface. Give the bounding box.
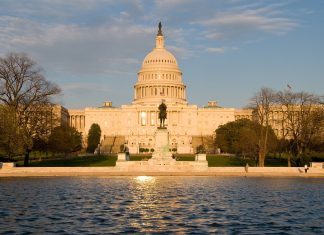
[0,177,323,234]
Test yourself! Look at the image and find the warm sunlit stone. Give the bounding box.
[68,23,253,154]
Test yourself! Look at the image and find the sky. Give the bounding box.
[0,0,323,109]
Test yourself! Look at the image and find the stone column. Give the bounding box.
[80,116,83,129]
[77,116,80,129]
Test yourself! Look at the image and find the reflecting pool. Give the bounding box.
[0,177,323,234]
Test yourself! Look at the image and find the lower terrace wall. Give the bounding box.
[1,166,323,177]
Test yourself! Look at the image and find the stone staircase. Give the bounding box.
[101,135,125,154]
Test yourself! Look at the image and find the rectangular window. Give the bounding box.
[151,112,155,125]
[140,111,147,126]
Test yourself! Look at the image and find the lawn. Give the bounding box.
[17,155,117,167]
[15,154,288,167]
[174,154,196,161]
[18,154,153,167]
[176,154,288,166]
[207,155,288,167]
[207,155,255,167]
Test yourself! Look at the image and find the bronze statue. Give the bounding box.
[158,101,167,128]
[157,22,163,36]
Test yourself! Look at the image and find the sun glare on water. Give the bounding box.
[134,176,156,184]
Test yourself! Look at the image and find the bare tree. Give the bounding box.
[0,53,61,165]
[250,87,276,167]
[276,89,323,166]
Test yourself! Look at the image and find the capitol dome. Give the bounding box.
[133,23,187,105]
[142,49,179,71]
[142,48,179,70]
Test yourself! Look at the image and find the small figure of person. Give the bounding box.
[245,163,249,173]
[124,145,130,161]
[304,164,309,173]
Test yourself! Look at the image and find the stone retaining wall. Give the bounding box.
[1,166,324,177]
[311,162,324,168]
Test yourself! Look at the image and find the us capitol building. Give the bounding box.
[69,23,252,153]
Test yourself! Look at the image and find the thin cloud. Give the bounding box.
[0,16,153,76]
[206,47,225,53]
[168,45,193,60]
[201,13,297,33]
[194,4,298,40]
[63,83,111,92]
[205,46,238,54]
[205,32,224,40]
[155,0,194,9]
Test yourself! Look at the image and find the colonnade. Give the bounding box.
[135,85,186,100]
[70,115,85,131]
[140,73,179,81]
[235,115,252,120]
[138,110,180,126]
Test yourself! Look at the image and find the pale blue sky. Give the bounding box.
[0,0,323,108]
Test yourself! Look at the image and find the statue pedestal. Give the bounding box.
[115,127,207,170]
[148,128,175,165]
[117,153,127,161]
[0,162,16,169]
[195,153,207,161]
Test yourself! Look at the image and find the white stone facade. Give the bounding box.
[69,24,252,153]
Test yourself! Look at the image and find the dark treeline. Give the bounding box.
[216,87,324,167]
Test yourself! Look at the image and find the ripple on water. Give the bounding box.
[0,177,323,234]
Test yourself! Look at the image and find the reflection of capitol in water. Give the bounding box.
[69,23,252,153]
